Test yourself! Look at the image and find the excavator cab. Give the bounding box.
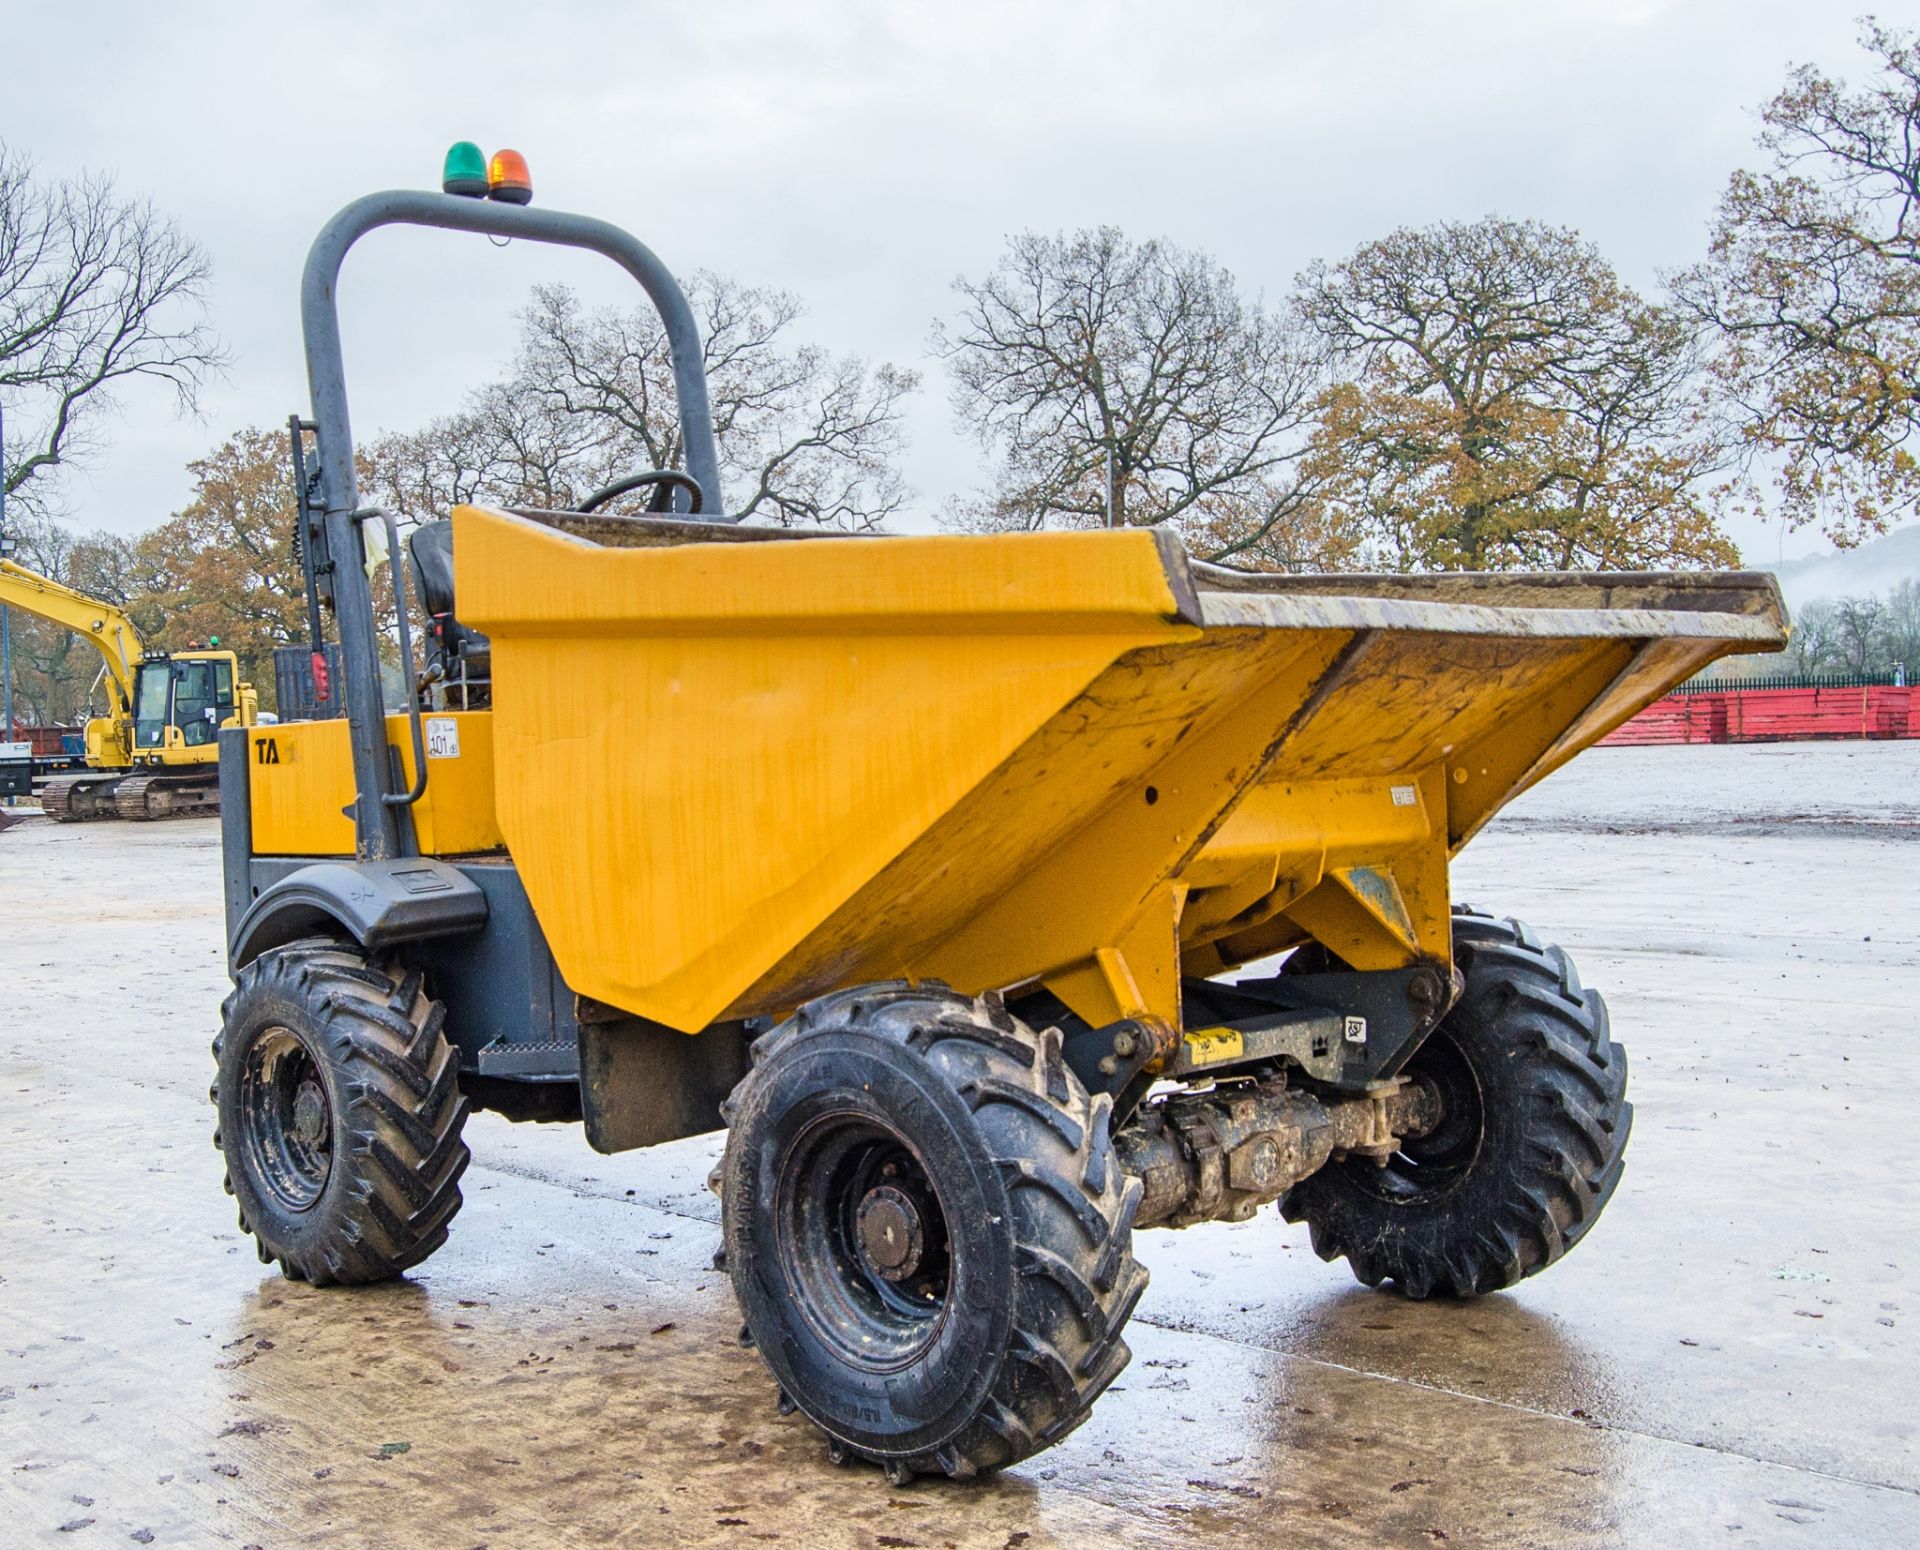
[129,651,244,760]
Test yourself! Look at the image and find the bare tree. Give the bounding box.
[1781,596,1843,674]
[1831,593,1887,673]
[365,277,915,531]
[1301,218,1734,571]
[130,427,314,710]
[1776,586,1919,676]
[1881,577,1920,675]
[0,144,224,519]
[523,282,916,528]
[1676,21,1920,545]
[361,378,608,527]
[934,228,1339,567]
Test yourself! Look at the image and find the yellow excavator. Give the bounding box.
[0,557,257,820]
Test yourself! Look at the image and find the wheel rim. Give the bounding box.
[1352,1025,1484,1205]
[238,1025,333,1211]
[776,1113,954,1371]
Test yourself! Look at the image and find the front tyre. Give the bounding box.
[721,984,1147,1481]
[1280,910,1630,1298]
[213,939,469,1286]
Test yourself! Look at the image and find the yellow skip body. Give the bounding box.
[247,506,1784,1046]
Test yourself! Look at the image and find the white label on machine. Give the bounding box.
[1390,784,1418,807]
[1344,1016,1368,1045]
[425,718,461,760]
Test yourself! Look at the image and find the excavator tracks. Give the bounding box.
[112,770,222,822]
[39,773,128,823]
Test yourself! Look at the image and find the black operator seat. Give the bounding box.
[407,519,492,680]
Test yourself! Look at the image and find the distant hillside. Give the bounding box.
[1766,526,1920,608]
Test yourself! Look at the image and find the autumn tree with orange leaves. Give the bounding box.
[128,428,309,711]
[1299,218,1737,572]
[0,430,310,724]
[1677,19,1920,545]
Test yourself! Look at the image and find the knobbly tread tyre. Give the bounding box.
[212,937,469,1287]
[722,983,1148,1481]
[1279,908,1630,1298]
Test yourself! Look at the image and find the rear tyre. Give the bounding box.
[212,938,469,1286]
[1279,909,1630,1298]
[720,983,1147,1481]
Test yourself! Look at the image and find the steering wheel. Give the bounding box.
[574,470,706,516]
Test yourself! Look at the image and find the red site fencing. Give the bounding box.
[1601,684,1916,746]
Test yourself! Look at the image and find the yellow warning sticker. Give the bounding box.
[1183,1027,1245,1066]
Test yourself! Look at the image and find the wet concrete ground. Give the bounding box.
[2,741,1916,1547]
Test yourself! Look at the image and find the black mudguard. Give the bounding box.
[229,858,488,971]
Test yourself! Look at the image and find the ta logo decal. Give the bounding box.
[256,738,281,765]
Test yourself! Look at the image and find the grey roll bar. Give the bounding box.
[300,189,729,861]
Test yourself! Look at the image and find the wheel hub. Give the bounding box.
[237,1026,334,1211]
[856,1184,925,1281]
[774,1118,955,1370]
[292,1081,329,1147]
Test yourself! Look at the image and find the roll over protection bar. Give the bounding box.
[299,189,729,863]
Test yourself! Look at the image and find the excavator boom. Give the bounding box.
[0,557,144,716]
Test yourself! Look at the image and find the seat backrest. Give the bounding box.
[408,519,458,619]
[407,518,491,703]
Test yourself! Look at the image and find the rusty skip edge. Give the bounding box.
[1178,551,1787,643]
[1187,556,1788,616]
[480,506,1786,647]
[1193,589,1785,642]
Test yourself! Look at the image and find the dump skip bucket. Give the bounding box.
[454,506,1785,1036]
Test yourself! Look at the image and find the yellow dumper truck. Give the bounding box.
[210,152,1788,1483]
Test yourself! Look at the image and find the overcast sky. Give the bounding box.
[2,1,1900,562]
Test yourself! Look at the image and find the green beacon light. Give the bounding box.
[442,141,489,198]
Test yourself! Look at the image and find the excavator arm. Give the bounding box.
[0,557,145,716]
